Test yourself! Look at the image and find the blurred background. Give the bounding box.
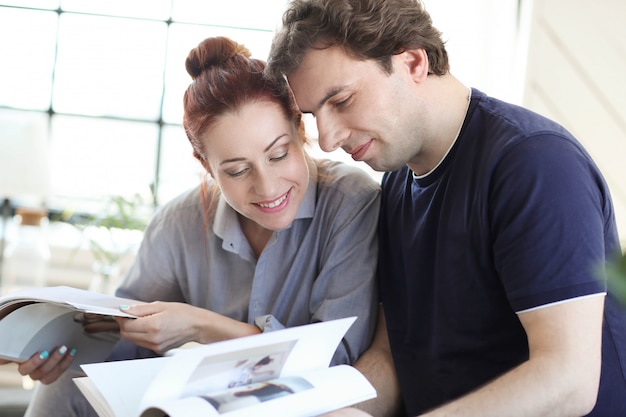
[0,0,623,294]
[0,0,623,239]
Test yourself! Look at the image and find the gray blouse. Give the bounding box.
[116,159,381,365]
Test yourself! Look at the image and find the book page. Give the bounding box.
[0,286,142,318]
[78,317,357,417]
[138,365,375,417]
[74,377,115,417]
[0,303,119,367]
[139,317,357,410]
[181,340,297,395]
[79,357,172,417]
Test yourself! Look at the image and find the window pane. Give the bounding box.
[49,115,157,212]
[171,0,287,30]
[0,0,59,9]
[157,124,205,204]
[60,0,171,20]
[0,109,51,208]
[162,24,274,124]
[53,13,167,121]
[0,7,57,110]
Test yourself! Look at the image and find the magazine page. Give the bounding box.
[77,317,356,417]
[139,317,357,410]
[78,356,172,417]
[74,376,115,417]
[0,286,141,319]
[81,340,300,417]
[139,365,376,417]
[0,303,119,367]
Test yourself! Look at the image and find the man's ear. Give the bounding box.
[397,48,429,83]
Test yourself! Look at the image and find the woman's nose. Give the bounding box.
[253,167,277,197]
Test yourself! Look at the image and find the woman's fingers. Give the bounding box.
[18,345,76,385]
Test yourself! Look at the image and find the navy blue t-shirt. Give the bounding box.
[378,89,626,415]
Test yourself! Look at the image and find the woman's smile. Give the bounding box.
[255,189,290,212]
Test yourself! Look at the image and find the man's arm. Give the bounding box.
[321,305,403,417]
[353,305,403,417]
[419,295,604,417]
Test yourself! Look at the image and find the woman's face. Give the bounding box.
[202,101,309,232]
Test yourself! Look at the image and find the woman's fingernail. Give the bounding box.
[58,345,67,355]
[119,305,130,310]
[39,351,49,360]
[70,348,77,356]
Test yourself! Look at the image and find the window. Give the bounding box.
[0,1,289,212]
[0,0,521,213]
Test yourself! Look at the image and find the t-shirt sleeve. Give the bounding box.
[490,133,611,311]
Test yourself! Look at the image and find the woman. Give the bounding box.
[17,36,380,416]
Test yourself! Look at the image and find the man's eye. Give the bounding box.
[335,96,352,108]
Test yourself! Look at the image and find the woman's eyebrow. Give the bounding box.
[264,135,288,152]
[219,135,288,166]
[220,156,245,166]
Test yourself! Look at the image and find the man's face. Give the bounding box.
[287,45,425,172]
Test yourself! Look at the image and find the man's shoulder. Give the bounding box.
[471,89,571,141]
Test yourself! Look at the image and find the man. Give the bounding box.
[266,0,626,415]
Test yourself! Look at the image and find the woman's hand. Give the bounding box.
[11,345,76,385]
[80,313,120,333]
[114,302,260,354]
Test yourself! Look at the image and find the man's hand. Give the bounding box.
[352,306,403,417]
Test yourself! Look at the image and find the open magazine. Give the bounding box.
[0,286,141,367]
[74,317,376,417]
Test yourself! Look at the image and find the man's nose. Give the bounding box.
[316,115,348,153]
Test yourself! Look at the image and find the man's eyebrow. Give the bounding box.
[310,86,344,114]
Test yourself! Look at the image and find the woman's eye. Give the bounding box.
[227,168,248,178]
[271,152,289,162]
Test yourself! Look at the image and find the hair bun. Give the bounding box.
[185,36,252,79]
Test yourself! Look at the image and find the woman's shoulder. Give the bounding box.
[316,158,380,189]
[148,183,208,228]
[314,158,381,204]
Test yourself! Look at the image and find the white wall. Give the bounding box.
[424,0,524,103]
[522,0,626,246]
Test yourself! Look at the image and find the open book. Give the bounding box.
[74,317,376,417]
[0,286,142,367]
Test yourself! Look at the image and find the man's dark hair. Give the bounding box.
[266,0,449,80]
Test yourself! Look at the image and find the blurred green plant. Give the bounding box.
[62,194,152,291]
[606,251,626,305]
[76,195,150,266]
